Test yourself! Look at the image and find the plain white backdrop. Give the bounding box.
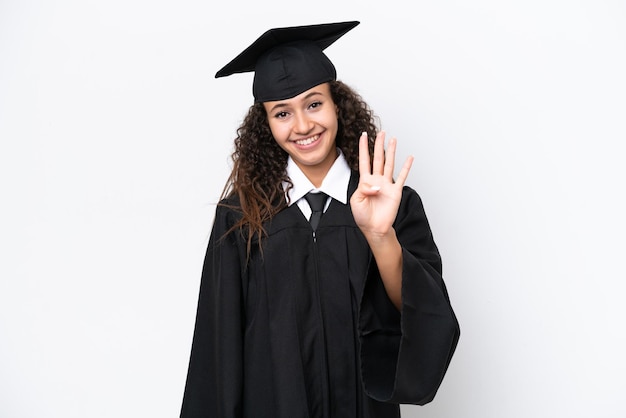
[1,0,625,417]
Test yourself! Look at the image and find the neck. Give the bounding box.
[298,149,338,188]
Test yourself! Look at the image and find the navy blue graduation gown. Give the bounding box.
[181,173,459,417]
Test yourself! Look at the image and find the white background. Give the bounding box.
[1,1,625,417]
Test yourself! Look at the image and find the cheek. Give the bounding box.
[324,109,339,129]
[326,115,339,137]
[273,138,287,152]
[269,131,290,153]
[267,121,288,142]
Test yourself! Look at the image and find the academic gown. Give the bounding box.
[180,172,460,418]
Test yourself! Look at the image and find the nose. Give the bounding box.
[293,111,313,134]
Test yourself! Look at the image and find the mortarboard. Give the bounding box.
[215,21,360,102]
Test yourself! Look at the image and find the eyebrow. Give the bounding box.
[266,91,324,114]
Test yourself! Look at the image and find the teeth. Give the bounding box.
[295,135,319,146]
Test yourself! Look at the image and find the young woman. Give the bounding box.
[181,21,460,418]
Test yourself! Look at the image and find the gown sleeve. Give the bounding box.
[180,203,245,418]
[358,187,460,405]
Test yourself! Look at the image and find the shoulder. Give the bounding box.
[399,185,427,213]
[401,185,423,205]
[213,194,244,228]
[219,192,242,209]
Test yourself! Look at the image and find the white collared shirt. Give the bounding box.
[283,149,352,220]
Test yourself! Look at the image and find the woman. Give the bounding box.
[181,21,459,418]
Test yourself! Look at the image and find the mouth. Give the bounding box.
[293,134,320,146]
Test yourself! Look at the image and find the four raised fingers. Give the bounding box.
[359,131,411,186]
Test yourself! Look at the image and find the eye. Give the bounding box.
[309,101,323,110]
[274,111,289,119]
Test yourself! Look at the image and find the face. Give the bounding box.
[263,83,338,185]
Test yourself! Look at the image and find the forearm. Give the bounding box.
[363,228,403,310]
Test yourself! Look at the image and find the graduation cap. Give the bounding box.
[215,21,360,102]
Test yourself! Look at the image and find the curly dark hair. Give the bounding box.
[220,80,379,254]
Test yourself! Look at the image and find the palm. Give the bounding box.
[350,132,413,237]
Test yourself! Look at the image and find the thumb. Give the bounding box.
[351,182,380,204]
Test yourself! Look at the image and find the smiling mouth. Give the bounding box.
[294,135,320,146]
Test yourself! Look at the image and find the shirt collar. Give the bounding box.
[284,149,351,206]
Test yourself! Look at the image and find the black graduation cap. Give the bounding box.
[215,21,360,102]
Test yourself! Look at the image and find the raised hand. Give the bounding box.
[350,131,414,238]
